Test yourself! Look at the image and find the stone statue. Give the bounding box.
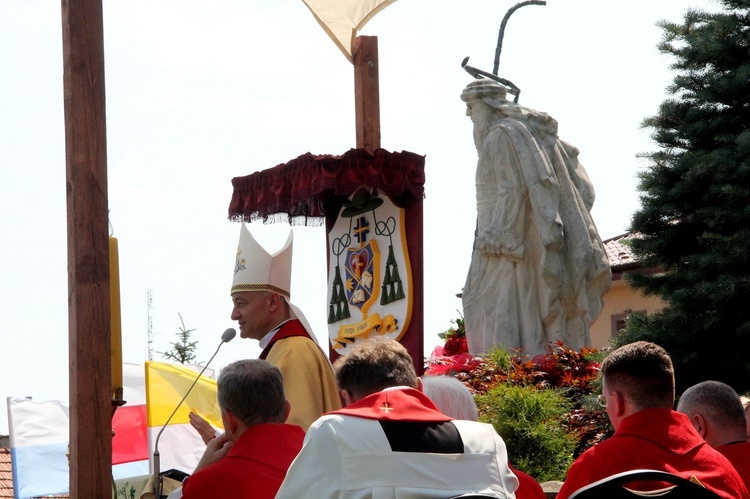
[461,79,611,357]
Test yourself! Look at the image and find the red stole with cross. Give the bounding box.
[331,387,452,422]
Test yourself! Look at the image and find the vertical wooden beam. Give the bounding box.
[353,36,381,153]
[61,0,112,496]
[399,194,424,375]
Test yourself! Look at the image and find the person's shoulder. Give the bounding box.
[302,413,361,444]
[718,440,750,459]
[511,466,546,497]
[451,419,495,431]
[309,412,375,431]
[182,458,233,495]
[253,421,306,439]
[450,419,506,450]
[566,433,624,466]
[487,120,515,137]
[701,439,747,467]
[481,119,526,151]
[269,335,321,356]
[274,334,318,347]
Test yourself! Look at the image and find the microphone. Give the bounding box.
[152,328,236,498]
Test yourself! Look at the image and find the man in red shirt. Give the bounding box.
[557,341,748,499]
[677,380,750,491]
[181,359,304,499]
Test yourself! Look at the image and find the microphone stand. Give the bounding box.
[152,329,235,498]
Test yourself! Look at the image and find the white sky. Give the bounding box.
[0,0,717,434]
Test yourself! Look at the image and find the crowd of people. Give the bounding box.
[169,223,750,498]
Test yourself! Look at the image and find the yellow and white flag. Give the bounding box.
[301,0,397,62]
[145,361,223,473]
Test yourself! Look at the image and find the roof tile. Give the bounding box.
[0,447,69,498]
[603,233,637,269]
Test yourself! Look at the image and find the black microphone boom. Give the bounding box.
[152,327,236,498]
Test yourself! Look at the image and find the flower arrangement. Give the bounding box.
[425,315,613,463]
[437,316,468,355]
[465,341,603,395]
[425,315,479,375]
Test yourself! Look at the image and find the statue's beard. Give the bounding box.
[473,125,487,150]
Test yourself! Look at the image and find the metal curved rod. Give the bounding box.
[461,56,522,103]
[493,0,546,75]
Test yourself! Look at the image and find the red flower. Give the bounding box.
[444,337,468,356]
[430,345,446,357]
[425,353,479,376]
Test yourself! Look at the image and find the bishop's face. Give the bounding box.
[230,291,274,340]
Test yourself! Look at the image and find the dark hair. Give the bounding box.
[601,341,674,409]
[333,338,417,399]
[678,380,746,429]
[217,359,286,426]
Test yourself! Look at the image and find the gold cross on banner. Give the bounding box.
[379,402,394,414]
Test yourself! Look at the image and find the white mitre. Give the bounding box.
[231,223,317,343]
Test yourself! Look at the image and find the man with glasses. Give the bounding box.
[556,341,748,499]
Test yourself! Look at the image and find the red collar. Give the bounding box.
[331,388,452,422]
[259,320,312,360]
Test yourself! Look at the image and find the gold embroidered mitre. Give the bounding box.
[231,223,293,298]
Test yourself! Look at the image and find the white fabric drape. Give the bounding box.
[301,0,397,62]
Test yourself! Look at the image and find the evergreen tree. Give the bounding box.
[620,0,750,395]
[160,313,198,365]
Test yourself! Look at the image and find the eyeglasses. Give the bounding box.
[596,394,607,408]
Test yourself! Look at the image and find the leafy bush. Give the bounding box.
[429,334,614,480]
[476,384,576,482]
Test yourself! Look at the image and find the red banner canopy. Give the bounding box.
[228,148,425,225]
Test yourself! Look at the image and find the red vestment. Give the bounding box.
[182,422,304,499]
[260,319,341,430]
[718,441,750,493]
[258,319,313,360]
[557,408,749,499]
[511,465,546,499]
[330,387,451,422]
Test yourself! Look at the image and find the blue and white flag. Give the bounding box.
[7,397,70,498]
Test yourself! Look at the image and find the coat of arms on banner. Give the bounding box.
[327,190,412,353]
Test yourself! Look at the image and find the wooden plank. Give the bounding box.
[400,193,424,375]
[353,36,381,153]
[61,0,112,496]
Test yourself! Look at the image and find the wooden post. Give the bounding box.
[348,36,424,373]
[353,36,381,153]
[400,194,424,375]
[61,0,112,496]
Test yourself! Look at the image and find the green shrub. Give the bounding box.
[476,384,576,482]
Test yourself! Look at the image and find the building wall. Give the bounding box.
[589,276,665,350]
